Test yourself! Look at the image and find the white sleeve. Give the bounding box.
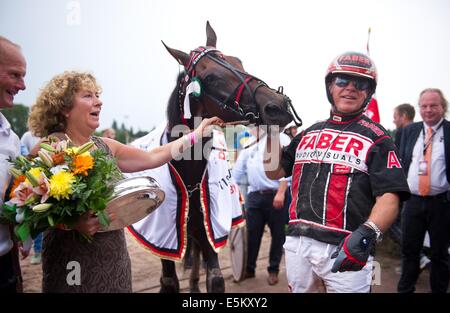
[232,149,249,185]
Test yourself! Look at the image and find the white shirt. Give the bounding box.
[233,133,291,193]
[0,113,20,256]
[20,131,40,156]
[407,119,450,196]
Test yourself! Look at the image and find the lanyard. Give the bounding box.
[422,121,443,155]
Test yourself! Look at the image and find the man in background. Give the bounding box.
[20,130,42,265]
[390,103,431,272]
[397,88,450,293]
[102,127,116,139]
[393,103,415,147]
[0,35,27,293]
[233,126,291,286]
[283,124,298,140]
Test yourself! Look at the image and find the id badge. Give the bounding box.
[418,160,428,176]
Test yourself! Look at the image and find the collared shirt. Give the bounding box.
[407,118,450,196]
[233,133,291,193]
[0,113,20,256]
[20,131,40,156]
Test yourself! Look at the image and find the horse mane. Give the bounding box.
[166,72,186,130]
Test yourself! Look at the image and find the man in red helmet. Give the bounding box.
[263,52,410,292]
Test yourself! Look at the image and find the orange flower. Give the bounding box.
[9,175,26,199]
[72,153,94,176]
[52,152,66,165]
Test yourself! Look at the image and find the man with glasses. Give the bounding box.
[397,88,450,293]
[263,51,410,292]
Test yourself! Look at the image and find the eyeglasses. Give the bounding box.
[333,75,371,91]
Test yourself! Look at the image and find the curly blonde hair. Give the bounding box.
[28,71,101,137]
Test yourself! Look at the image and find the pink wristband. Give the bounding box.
[188,132,198,146]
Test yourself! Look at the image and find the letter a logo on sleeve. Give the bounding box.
[387,151,402,168]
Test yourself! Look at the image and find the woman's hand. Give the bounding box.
[72,210,114,236]
[193,117,224,139]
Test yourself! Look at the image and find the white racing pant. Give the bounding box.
[284,235,374,293]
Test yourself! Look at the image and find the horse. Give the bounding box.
[129,21,299,293]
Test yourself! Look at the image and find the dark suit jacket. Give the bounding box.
[394,127,403,148]
[399,119,450,184]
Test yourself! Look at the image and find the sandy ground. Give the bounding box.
[20,227,433,293]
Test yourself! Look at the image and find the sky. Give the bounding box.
[1,0,449,133]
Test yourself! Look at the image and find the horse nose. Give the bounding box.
[264,102,287,119]
[262,102,293,127]
[263,102,286,116]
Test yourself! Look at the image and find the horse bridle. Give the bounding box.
[178,46,302,127]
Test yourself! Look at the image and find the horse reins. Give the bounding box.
[178,46,302,127]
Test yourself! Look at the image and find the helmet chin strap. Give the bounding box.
[331,103,367,116]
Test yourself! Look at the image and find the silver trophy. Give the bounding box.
[101,176,165,231]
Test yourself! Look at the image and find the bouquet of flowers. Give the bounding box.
[0,136,122,242]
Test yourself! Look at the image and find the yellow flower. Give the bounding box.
[72,153,94,176]
[25,167,43,186]
[64,147,79,155]
[49,171,75,200]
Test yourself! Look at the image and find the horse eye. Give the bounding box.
[203,75,218,84]
[203,75,223,89]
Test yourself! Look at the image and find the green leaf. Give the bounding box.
[97,210,110,227]
[47,215,55,226]
[2,203,17,213]
[16,223,30,241]
[89,197,107,211]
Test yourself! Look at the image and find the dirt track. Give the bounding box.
[20,227,432,293]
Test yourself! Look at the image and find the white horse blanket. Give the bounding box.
[125,123,245,261]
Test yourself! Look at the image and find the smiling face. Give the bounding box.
[0,41,26,109]
[329,75,368,114]
[66,87,102,134]
[419,91,445,127]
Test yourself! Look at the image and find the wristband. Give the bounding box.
[363,221,383,242]
[188,131,198,146]
[183,132,198,148]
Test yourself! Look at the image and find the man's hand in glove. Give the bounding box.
[331,223,377,273]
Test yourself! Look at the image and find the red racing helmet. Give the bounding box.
[325,51,377,108]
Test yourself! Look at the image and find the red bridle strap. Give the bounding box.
[185,46,219,75]
[234,76,253,108]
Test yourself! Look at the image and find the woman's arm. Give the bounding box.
[106,117,223,173]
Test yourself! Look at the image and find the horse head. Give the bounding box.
[163,21,301,129]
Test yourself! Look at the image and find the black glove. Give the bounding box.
[331,224,377,273]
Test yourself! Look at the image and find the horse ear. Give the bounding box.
[206,21,217,47]
[162,41,189,67]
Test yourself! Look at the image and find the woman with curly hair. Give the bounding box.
[28,71,221,292]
